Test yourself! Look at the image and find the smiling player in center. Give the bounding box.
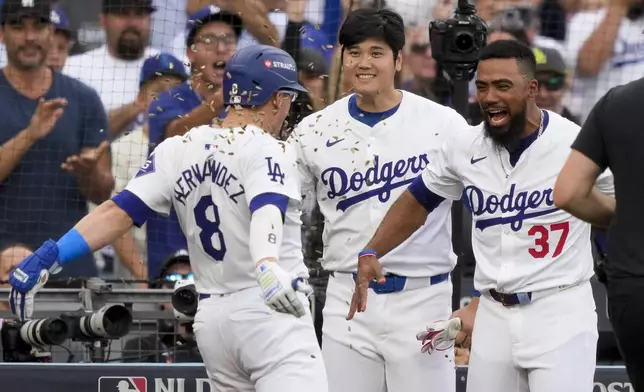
[291,7,469,392]
[349,40,614,392]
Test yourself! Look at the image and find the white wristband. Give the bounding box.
[249,204,284,265]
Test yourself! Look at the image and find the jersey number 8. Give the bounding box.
[194,195,227,261]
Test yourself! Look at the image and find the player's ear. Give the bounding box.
[527,78,538,99]
[395,50,402,72]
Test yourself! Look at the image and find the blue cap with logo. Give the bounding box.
[50,8,70,34]
[223,44,307,107]
[139,53,189,87]
[186,5,242,47]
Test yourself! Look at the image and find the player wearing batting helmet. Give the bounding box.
[8,44,327,391]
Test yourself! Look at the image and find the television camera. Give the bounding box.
[429,0,488,83]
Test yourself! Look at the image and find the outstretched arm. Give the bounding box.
[364,189,435,258]
[347,177,447,320]
[59,200,135,263]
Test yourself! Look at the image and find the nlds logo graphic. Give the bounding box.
[98,376,147,392]
[594,382,634,392]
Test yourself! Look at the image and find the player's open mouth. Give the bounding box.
[357,74,375,80]
[487,108,509,127]
[214,61,226,69]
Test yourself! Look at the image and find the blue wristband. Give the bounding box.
[358,249,379,259]
[472,290,481,297]
[56,228,92,264]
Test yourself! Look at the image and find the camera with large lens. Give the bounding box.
[172,279,198,321]
[429,0,488,81]
[59,304,133,342]
[1,318,68,362]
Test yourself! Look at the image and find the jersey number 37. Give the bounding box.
[528,222,570,259]
[194,195,227,260]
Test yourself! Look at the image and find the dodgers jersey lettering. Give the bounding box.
[420,110,615,293]
[292,91,469,277]
[124,125,308,294]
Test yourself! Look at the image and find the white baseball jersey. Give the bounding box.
[420,110,614,294]
[123,125,308,294]
[292,91,469,277]
[565,8,644,122]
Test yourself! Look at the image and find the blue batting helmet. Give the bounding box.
[223,45,307,107]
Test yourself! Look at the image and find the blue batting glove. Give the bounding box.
[9,240,60,293]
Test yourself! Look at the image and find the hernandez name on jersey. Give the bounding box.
[124,125,308,294]
[292,91,469,277]
[420,110,614,294]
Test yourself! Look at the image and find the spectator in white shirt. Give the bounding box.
[64,0,158,139]
[565,0,644,122]
[110,52,188,284]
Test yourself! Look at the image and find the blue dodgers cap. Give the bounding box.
[223,44,307,107]
[186,5,242,47]
[50,8,69,34]
[139,53,189,87]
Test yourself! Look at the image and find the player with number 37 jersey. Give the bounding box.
[352,41,614,392]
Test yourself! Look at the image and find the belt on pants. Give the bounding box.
[487,283,579,307]
[343,272,449,294]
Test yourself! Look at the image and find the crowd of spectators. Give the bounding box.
[0,0,639,364]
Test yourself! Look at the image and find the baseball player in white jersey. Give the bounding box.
[351,40,614,392]
[7,45,328,392]
[291,8,468,392]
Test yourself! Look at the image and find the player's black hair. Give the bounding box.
[478,39,537,78]
[338,8,405,59]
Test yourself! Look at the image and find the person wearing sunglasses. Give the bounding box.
[533,46,580,125]
[122,250,201,363]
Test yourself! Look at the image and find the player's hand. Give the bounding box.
[26,98,67,140]
[346,254,385,320]
[450,297,479,345]
[61,141,109,177]
[255,261,312,318]
[9,269,49,321]
[416,317,462,354]
[8,240,61,321]
[455,346,470,365]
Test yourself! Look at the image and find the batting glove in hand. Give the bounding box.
[255,261,313,318]
[416,317,462,355]
[8,240,61,321]
[9,269,50,322]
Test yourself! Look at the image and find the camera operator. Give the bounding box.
[122,251,201,363]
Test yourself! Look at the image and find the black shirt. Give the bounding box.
[571,77,644,278]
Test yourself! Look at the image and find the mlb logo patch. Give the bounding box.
[98,377,147,392]
[264,60,273,68]
[135,154,156,178]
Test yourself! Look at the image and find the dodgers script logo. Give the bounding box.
[321,154,429,211]
[465,183,558,231]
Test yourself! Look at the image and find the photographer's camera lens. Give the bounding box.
[454,32,475,53]
[20,318,69,346]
